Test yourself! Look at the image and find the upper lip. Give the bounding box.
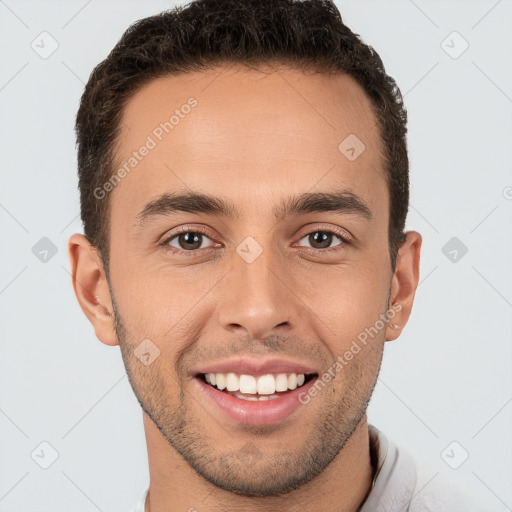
[191,358,319,377]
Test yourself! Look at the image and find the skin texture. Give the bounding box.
[68,65,422,512]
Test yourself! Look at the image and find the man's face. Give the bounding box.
[108,66,393,496]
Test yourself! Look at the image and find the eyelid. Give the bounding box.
[294,224,353,246]
[159,225,220,254]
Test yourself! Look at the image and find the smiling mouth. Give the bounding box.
[197,372,318,401]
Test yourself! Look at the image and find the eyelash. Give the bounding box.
[159,225,352,257]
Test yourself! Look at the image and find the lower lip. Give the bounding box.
[194,375,318,426]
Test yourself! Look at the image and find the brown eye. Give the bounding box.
[297,230,345,250]
[167,231,212,251]
[310,232,335,249]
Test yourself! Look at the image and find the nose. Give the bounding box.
[217,244,294,340]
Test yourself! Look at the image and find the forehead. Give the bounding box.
[111,65,387,224]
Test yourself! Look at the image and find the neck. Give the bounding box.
[143,413,374,512]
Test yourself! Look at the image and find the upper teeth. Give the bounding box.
[205,372,306,394]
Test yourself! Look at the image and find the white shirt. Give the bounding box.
[128,424,486,511]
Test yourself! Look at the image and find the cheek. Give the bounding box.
[112,270,214,360]
[297,260,390,334]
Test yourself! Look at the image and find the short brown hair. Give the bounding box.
[76,0,409,275]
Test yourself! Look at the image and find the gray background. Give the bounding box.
[1,0,511,510]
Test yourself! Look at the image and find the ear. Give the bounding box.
[67,233,118,346]
[385,231,422,341]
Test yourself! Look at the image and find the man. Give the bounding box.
[67,1,485,510]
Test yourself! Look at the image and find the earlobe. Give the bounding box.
[385,231,422,342]
[67,233,119,346]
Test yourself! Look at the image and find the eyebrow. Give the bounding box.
[134,189,373,227]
